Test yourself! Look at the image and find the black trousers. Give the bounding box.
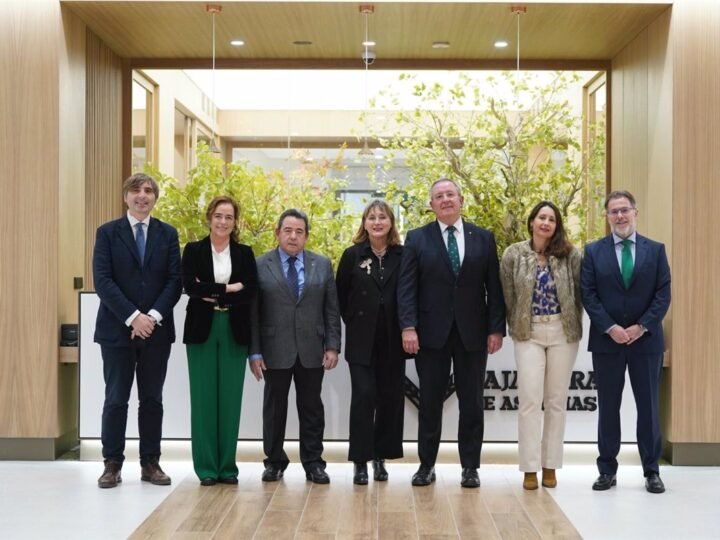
[415,324,487,469]
[593,351,663,476]
[100,328,171,465]
[263,357,325,472]
[347,337,405,462]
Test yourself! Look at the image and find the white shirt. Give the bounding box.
[127,211,150,241]
[124,211,163,327]
[212,243,232,284]
[438,218,465,265]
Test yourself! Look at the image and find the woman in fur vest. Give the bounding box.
[500,201,582,490]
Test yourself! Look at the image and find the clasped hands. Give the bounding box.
[130,313,156,339]
[609,324,645,345]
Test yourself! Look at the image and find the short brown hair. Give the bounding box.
[604,190,636,210]
[206,195,240,243]
[352,199,401,246]
[122,173,159,200]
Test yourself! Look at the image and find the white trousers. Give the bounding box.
[514,317,579,472]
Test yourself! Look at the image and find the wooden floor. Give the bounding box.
[130,464,580,539]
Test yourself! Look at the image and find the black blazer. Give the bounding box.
[397,220,506,351]
[93,216,182,346]
[336,242,406,365]
[182,236,258,345]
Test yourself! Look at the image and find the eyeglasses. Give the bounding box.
[606,207,635,217]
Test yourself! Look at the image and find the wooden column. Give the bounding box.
[0,0,62,454]
[612,0,720,464]
[667,0,720,463]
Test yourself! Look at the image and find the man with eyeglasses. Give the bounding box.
[249,209,341,484]
[581,190,671,494]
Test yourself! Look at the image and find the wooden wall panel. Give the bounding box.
[0,0,61,437]
[611,8,675,434]
[85,30,124,290]
[669,0,720,443]
[612,28,650,227]
[59,6,86,323]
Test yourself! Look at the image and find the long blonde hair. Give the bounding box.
[352,199,401,246]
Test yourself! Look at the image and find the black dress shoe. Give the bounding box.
[373,459,388,481]
[411,465,436,486]
[200,477,217,486]
[461,467,480,488]
[353,462,368,485]
[592,473,617,491]
[261,465,284,482]
[306,465,330,484]
[645,473,665,494]
[218,476,238,485]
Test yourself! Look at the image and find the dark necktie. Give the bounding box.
[621,239,633,288]
[135,222,146,263]
[446,225,460,276]
[286,256,299,300]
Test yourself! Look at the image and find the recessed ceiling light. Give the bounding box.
[432,41,450,49]
[494,40,509,48]
[362,40,376,47]
[292,40,313,46]
[230,39,245,47]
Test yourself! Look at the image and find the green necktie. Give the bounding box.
[446,225,460,276]
[621,239,633,288]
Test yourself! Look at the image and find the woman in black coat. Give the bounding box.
[182,196,257,485]
[336,199,406,485]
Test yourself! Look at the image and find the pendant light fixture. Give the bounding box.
[206,4,222,154]
[357,4,375,159]
[511,5,526,74]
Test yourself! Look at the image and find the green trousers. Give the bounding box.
[186,312,247,480]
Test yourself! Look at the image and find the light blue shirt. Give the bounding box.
[278,248,305,297]
[249,248,306,363]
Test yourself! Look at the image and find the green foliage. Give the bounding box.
[369,71,606,253]
[150,143,357,267]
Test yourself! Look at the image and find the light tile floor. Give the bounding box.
[1,443,718,539]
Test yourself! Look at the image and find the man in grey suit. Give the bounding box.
[249,209,341,484]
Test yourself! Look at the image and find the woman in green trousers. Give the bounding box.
[182,196,258,485]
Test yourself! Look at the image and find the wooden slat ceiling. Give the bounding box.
[62,1,672,64]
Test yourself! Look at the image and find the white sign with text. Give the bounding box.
[79,293,638,442]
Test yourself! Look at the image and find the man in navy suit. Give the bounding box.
[93,173,182,488]
[581,190,671,494]
[397,178,506,488]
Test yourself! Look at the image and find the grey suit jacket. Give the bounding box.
[250,248,341,369]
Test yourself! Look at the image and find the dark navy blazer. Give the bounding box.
[581,233,671,355]
[397,220,506,352]
[93,216,182,347]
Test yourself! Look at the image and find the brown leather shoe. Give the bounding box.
[98,460,122,489]
[542,468,557,488]
[523,472,539,490]
[141,459,171,486]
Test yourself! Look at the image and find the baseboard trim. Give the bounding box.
[665,442,720,465]
[0,430,78,460]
